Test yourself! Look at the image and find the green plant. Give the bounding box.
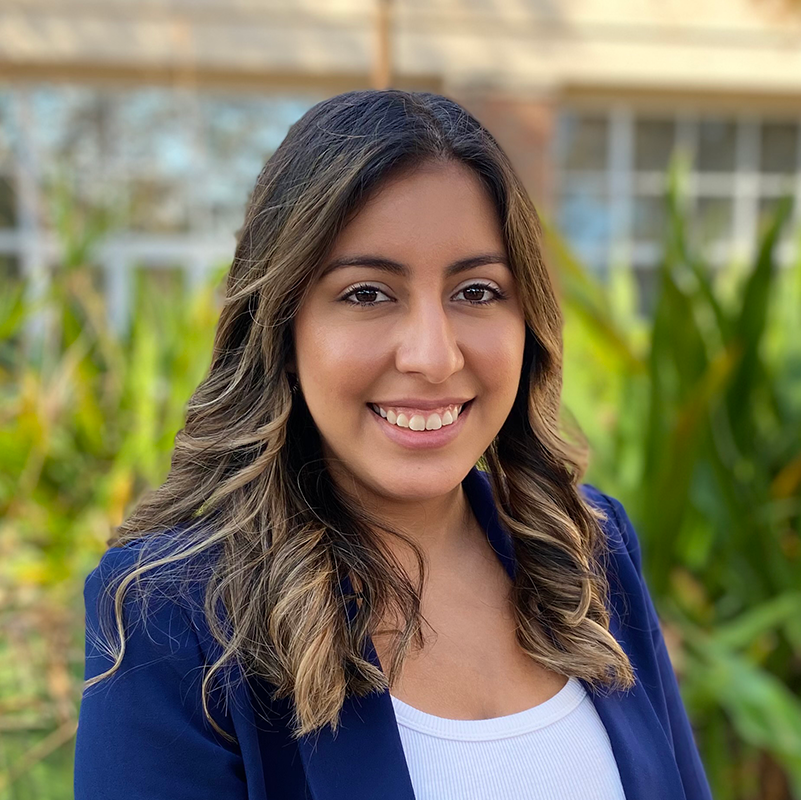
[551,158,801,799]
[2,163,799,798]
[0,186,227,797]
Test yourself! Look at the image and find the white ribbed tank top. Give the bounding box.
[390,677,626,799]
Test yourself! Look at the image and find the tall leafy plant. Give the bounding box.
[0,185,227,797]
[2,165,800,799]
[552,160,801,799]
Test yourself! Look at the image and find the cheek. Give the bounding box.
[469,323,526,384]
[300,325,380,398]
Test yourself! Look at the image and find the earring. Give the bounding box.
[289,373,299,394]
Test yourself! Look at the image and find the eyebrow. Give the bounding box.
[319,253,511,280]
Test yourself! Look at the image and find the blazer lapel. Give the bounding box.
[588,683,687,800]
[296,467,508,800]
[296,626,416,800]
[584,606,688,800]
[295,466,687,800]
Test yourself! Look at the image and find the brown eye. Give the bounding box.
[339,283,392,308]
[456,283,508,306]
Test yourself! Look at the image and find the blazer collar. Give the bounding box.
[295,465,687,800]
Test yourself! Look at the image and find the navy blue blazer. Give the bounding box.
[75,466,713,799]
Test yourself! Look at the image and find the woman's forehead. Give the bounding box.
[329,163,505,259]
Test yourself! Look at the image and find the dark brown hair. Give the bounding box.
[86,88,635,741]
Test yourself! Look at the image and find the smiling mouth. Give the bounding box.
[366,398,474,425]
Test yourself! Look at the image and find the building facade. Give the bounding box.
[2,0,801,326]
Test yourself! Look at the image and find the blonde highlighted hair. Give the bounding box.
[86,88,635,741]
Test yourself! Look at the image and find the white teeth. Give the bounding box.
[410,414,430,431]
[370,402,466,431]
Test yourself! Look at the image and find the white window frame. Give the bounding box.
[552,103,801,285]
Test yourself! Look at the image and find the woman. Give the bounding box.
[74,89,712,800]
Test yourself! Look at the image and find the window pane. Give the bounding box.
[0,91,15,167]
[32,86,113,169]
[201,95,317,234]
[695,196,734,242]
[0,174,16,228]
[697,119,737,172]
[760,123,798,175]
[633,195,667,243]
[559,114,608,171]
[113,89,194,178]
[558,188,610,258]
[127,178,189,233]
[635,119,676,171]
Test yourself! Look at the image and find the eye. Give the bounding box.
[338,281,508,308]
[339,283,393,308]
[455,282,508,306]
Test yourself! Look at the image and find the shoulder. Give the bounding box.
[578,482,661,634]
[85,526,219,603]
[579,482,643,570]
[83,529,224,678]
[78,534,243,780]
[85,530,207,619]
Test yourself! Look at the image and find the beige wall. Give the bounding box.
[2,0,801,97]
[2,1,801,226]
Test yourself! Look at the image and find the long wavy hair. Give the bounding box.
[86,88,635,742]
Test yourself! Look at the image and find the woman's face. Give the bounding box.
[291,159,526,505]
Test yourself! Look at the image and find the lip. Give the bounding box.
[367,399,474,450]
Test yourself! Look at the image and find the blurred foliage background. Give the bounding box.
[1,157,800,800]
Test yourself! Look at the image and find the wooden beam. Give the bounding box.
[372,0,393,89]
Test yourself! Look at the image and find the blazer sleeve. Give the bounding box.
[602,492,714,800]
[74,546,249,800]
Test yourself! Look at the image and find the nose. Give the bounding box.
[393,298,465,382]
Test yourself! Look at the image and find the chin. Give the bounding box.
[358,459,470,498]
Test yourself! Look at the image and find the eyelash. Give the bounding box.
[339,282,508,308]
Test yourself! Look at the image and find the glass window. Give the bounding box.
[557,107,801,305]
[633,265,661,317]
[760,122,798,175]
[558,114,608,171]
[557,185,610,262]
[127,177,190,234]
[0,83,324,336]
[0,91,15,167]
[633,194,668,243]
[32,86,113,169]
[697,119,737,173]
[112,89,195,178]
[635,119,676,172]
[203,95,314,179]
[695,196,734,243]
[200,94,317,235]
